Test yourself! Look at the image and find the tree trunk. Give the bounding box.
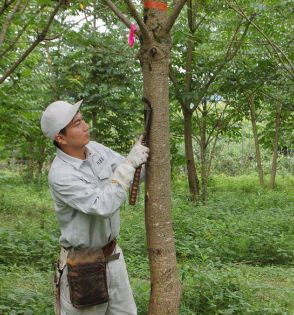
[37,143,46,175]
[199,100,208,201]
[105,1,186,313]
[248,95,264,186]
[26,136,34,181]
[270,103,282,189]
[207,135,218,179]
[139,26,181,315]
[183,108,200,201]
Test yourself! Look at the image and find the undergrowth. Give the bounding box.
[0,170,294,314]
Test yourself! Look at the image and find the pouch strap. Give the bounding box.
[105,252,120,262]
[55,248,68,315]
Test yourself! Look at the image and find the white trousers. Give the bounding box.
[59,245,137,315]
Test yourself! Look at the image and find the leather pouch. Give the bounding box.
[66,248,109,308]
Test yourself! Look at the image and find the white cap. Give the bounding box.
[41,100,83,140]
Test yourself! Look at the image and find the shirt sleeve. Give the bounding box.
[51,173,127,218]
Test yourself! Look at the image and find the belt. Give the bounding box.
[63,239,119,261]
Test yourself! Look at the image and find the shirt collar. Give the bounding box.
[56,147,92,169]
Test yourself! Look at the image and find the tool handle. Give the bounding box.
[129,165,142,205]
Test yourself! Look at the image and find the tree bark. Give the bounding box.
[248,95,264,186]
[270,103,282,189]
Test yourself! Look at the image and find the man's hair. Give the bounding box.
[53,126,67,149]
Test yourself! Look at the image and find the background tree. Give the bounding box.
[169,1,254,201]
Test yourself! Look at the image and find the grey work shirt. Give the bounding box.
[48,141,126,249]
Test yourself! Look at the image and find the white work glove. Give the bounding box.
[111,136,149,190]
[126,135,149,168]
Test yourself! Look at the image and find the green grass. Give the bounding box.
[0,170,294,314]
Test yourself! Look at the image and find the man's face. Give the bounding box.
[56,112,90,149]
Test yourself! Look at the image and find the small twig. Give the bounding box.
[43,34,60,41]
[163,0,187,34]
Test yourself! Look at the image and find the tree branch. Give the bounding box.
[184,36,193,104]
[169,64,186,110]
[193,9,210,33]
[163,0,187,34]
[188,1,215,34]
[184,0,195,108]
[123,0,150,40]
[198,16,253,104]
[0,21,29,59]
[260,91,285,105]
[0,0,15,16]
[171,2,214,113]
[19,0,29,15]
[104,0,132,29]
[206,103,228,145]
[0,0,23,48]
[0,5,46,59]
[0,0,63,84]
[226,0,294,80]
[187,0,196,33]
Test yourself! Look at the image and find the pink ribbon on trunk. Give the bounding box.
[128,24,136,47]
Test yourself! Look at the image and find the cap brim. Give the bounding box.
[72,99,83,115]
[74,99,83,109]
[63,100,83,128]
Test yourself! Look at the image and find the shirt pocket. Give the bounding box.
[96,164,113,180]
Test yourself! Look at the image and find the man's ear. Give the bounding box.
[54,133,67,146]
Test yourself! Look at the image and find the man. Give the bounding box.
[40,100,149,315]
